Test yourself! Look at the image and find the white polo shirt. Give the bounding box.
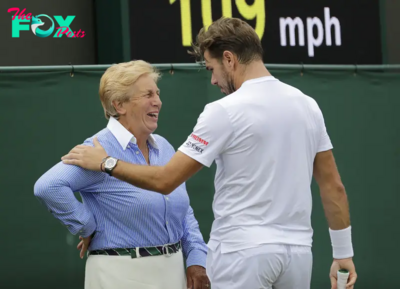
[178,76,333,254]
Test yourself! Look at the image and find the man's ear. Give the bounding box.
[112,100,126,116]
[222,50,237,70]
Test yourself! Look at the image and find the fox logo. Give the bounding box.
[30,15,54,38]
[30,16,44,35]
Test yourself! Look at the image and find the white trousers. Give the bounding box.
[85,249,187,289]
[206,244,313,289]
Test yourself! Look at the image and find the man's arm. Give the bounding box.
[62,138,203,195]
[110,151,203,195]
[312,101,357,288]
[313,149,357,288]
[313,149,350,230]
[62,102,233,194]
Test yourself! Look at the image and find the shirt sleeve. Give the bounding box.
[181,206,208,268]
[33,138,106,237]
[316,104,333,152]
[178,102,234,167]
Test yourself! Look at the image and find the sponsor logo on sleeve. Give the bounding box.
[183,133,209,154]
[184,140,204,153]
[190,134,209,145]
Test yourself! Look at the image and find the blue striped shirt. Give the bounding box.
[34,117,208,268]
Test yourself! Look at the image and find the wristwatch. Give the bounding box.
[103,157,119,176]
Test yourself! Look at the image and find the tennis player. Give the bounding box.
[62,17,357,289]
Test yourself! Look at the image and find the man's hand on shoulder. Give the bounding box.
[62,137,108,171]
[187,265,210,289]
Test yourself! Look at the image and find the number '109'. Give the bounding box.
[170,0,265,46]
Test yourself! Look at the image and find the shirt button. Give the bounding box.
[135,151,139,154]
[166,221,168,225]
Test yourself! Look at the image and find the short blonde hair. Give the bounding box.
[99,60,161,119]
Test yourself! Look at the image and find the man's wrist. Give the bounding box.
[329,226,354,259]
[101,156,119,176]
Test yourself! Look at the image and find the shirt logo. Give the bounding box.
[190,134,209,146]
[185,141,204,154]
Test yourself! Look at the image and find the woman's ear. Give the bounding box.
[112,100,126,116]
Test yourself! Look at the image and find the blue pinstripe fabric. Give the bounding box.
[34,121,208,268]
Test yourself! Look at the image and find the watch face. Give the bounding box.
[105,158,116,168]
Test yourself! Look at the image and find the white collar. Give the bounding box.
[107,117,159,150]
[242,76,276,86]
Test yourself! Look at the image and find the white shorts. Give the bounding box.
[206,243,313,289]
[85,249,186,289]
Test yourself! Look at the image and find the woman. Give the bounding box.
[34,60,210,289]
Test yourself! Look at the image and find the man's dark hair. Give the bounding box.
[189,17,264,64]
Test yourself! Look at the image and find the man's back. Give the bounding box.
[198,76,333,253]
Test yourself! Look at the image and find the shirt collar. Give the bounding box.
[242,76,276,86]
[107,117,159,150]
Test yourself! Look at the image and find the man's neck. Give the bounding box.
[234,61,272,90]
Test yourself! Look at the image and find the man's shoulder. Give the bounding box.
[203,97,233,114]
[270,79,320,106]
[204,89,254,119]
[265,78,305,96]
[208,84,258,110]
